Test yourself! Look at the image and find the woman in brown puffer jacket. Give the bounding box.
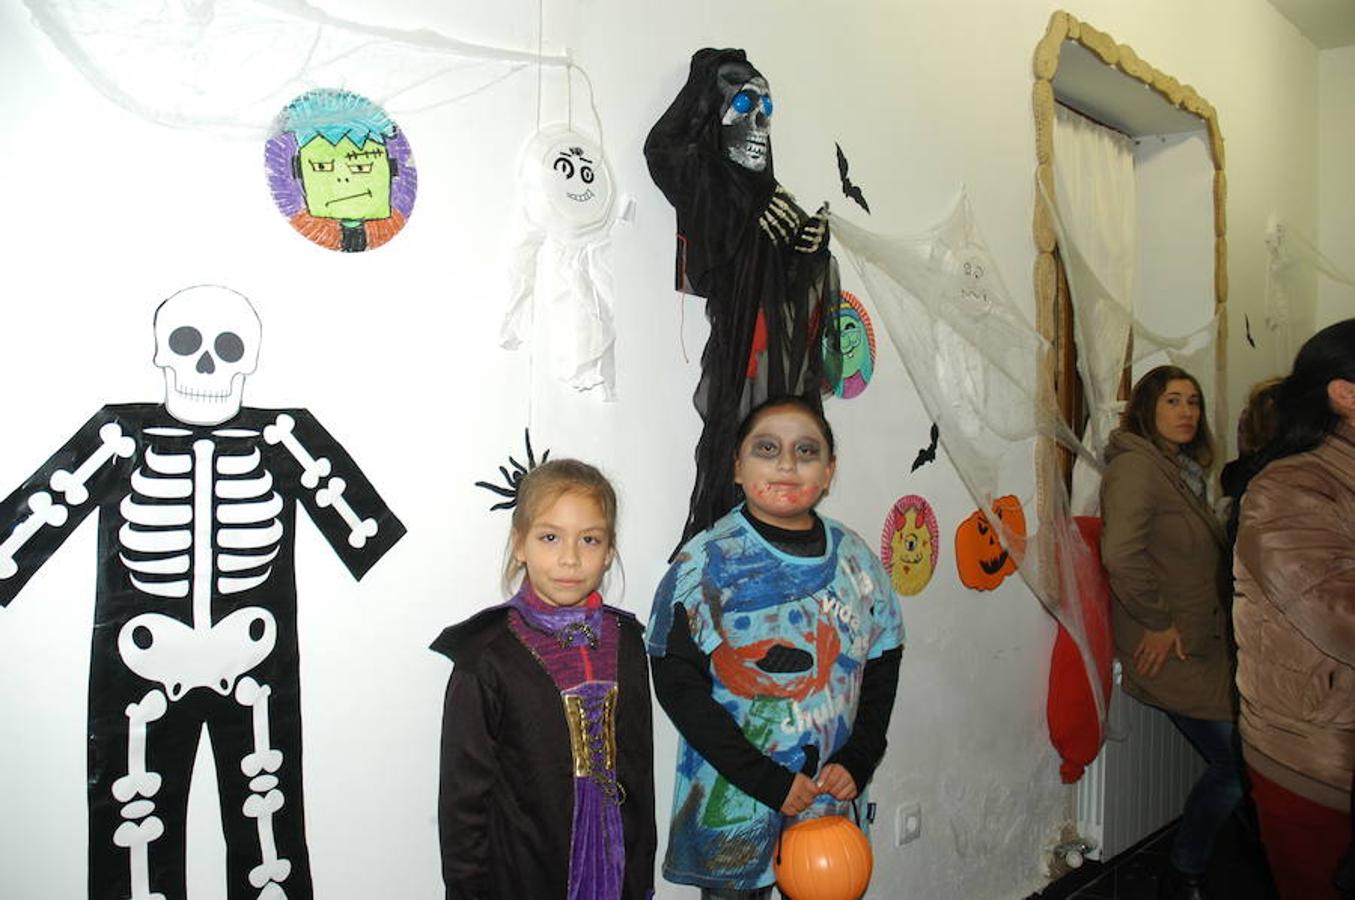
[1101,365,1241,900]
[1234,319,1355,900]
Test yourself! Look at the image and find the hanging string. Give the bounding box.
[576,63,605,150]
[678,293,691,365]
[534,0,544,132]
[527,0,545,429]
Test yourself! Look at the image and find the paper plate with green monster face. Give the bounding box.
[822,290,876,399]
[264,88,418,252]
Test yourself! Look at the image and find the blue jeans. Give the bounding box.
[1165,712,1245,874]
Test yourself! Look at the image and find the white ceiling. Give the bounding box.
[1053,42,1205,138]
[1268,0,1355,49]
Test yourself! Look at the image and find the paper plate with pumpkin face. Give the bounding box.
[954,494,1027,591]
[880,494,939,596]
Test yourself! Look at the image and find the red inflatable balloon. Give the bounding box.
[1046,516,1114,783]
[774,814,873,900]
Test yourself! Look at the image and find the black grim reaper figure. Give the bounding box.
[645,48,841,557]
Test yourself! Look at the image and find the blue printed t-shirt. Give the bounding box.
[647,508,905,889]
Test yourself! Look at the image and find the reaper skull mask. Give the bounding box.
[718,64,772,172]
[153,285,261,426]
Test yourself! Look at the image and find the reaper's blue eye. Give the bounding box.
[761,96,774,117]
[731,91,754,115]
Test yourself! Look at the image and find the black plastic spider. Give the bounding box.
[474,429,551,511]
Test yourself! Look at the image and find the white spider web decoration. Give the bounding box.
[22,0,570,137]
[833,191,1222,737]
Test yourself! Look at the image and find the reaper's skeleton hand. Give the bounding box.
[759,186,828,254]
[795,203,829,254]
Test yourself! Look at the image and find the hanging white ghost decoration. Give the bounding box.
[500,125,619,399]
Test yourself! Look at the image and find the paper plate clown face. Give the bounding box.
[264,88,418,252]
[823,291,876,399]
[519,126,615,238]
[880,495,938,596]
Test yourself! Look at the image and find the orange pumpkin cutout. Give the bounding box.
[774,815,874,900]
[954,494,1027,591]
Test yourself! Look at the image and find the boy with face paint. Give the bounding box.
[646,48,842,560]
[648,397,904,897]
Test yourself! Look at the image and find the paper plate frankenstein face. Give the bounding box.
[822,290,876,399]
[880,494,938,596]
[264,89,418,252]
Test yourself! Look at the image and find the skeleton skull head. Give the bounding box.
[153,285,261,426]
[718,61,772,172]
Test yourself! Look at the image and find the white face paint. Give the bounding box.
[528,130,615,237]
[721,77,772,172]
[153,285,261,426]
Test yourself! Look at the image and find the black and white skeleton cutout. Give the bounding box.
[0,285,404,900]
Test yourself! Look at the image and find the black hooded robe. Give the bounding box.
[644,48,841,556]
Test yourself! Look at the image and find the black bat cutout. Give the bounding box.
[911,422,940,472]
[474,428,551,511]
[835,142,871,214]
[1245,313,1257,349]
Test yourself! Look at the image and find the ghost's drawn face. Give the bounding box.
[536,133,614,232]
[956,253,994,312]
[719,66,772,172]
[298,136,393,222]
[552,147,597,203]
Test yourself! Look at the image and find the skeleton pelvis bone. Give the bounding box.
[118,607,277,700]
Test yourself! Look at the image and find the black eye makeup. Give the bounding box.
[751,438,780,458]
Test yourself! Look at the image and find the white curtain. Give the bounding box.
[1053,105,1137,515]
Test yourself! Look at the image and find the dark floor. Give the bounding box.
[1028,812,1278,900]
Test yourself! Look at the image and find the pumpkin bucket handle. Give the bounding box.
[774,798,864,867]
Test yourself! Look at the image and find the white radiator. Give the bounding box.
[1075,661,1204,860]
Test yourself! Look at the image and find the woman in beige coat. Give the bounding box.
[1101,365,1240,900]
[1233,319,1355,900]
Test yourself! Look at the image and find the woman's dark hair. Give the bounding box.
[1121,365,1214,467]
[734,394,836,458]
[1236,377,1283,456]
[1260,318,1355,464]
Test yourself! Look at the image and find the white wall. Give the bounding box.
[1319,46,1355,329]
[0,1,1319,899]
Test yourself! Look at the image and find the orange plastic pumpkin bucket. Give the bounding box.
[773,814,874,900]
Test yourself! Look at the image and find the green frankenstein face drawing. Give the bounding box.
[298,136,392,222]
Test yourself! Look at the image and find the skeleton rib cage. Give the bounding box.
[118,427,287,701]
[121,434,283,602]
